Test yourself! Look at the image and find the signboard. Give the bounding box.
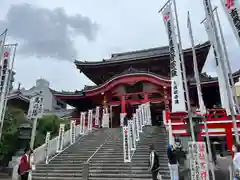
[137,107,143,132]
[120,113,126,127]
[102,113,110,128]
[80,112,85,135]
[70,120,76,144]
[27,94,44,119]
[56,124,65,153]
[123,126,131,163]
[162,3,186,112]
[45,132,50,164]
[188,141,209,180]
[221,0,240,47]
[95,106,100,126]
[88,110,93,131]
[133,113,140,142]
[129,120,136,151]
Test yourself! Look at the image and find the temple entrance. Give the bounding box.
[150,102,165,126]
[110,105,121,128]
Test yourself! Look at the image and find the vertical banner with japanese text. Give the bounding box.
[95,106,100,126]
[80,112,85,135]
[45,132,50,164]
[123,126,131,163]
[162,3,186,112]
[188,141,209,180]
[203,0,234,115]
[70,120,76,144]
[133,113,140,142]
[220,0,240,47]
[56,124,65,153]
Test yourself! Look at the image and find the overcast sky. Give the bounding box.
[0,0,239,91]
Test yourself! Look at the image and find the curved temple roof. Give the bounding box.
[75,41,211,85]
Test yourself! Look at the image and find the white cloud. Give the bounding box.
[1,0,240,90]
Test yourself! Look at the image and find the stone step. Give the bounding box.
[89,169,169,174]
[34,168,82,172]
[33,177,82,180]
[89,165,169,170]
[32,172,82,177]
[88,172,169,178]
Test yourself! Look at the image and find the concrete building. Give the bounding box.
[12,78,67,112]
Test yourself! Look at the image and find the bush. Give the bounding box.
[0,106,27,166]
[34,115,70,148]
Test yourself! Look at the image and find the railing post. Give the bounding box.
[82,162,89,180]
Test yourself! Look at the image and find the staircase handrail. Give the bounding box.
[12,124,88,180]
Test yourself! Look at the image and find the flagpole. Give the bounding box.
[0,44,17,139]
[172,0,195,141]
[214,6,240,113]
[187,11,215,180]
[203,0,239,143]
[0,30,8,140]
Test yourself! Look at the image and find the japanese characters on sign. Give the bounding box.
[45,132,50,164]
[80,112,85,135]
[95,106,100,126]
[229,8,240,37]
[129,120,136,151]
[27,94,44,119]
[123,126,131,163]
[70,120,76,144]
[173,81,179,104]
[56,124,65,153]
[189,142,209,180]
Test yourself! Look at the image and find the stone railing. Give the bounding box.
[12,124,88,180]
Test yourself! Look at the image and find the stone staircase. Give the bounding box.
[32,128,114,180]
[32,126,170,180]
[131,126,170,179]
[88,126,170,180]
[88,128,130,180]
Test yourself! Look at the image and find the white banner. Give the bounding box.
[133,113,140,142]
[162,3,186,112]
[102,113,110,128]
[187,13,206,114]
[80,112,85,135]
[221,0,240,47]
[70,120,76,144]
[95,106,100,126]
[138,107,143,132]
[120,113,126,127]
[45,132,50,164]
[129,120,136,151]
[56,124,65,153]
[203,0,234,115]
[88,110,93,131]
[188,141,210,180]
[27,94,44,119]
[123,126,131,163]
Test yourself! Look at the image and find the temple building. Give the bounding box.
[52,41,240,127]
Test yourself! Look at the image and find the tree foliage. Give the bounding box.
[0,106,27,166]
[0,106,70,166]
[34,115,70,148]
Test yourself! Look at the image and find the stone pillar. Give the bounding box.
[121,95,126,113]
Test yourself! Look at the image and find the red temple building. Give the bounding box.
[53,41,240,151]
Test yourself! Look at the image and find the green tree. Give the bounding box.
[0,106,27,166]
[34,115,70,148]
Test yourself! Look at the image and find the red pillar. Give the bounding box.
[121,95,126,113]
[144,93,149,102]
[225,125,233,153]
[197,134,202,141]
